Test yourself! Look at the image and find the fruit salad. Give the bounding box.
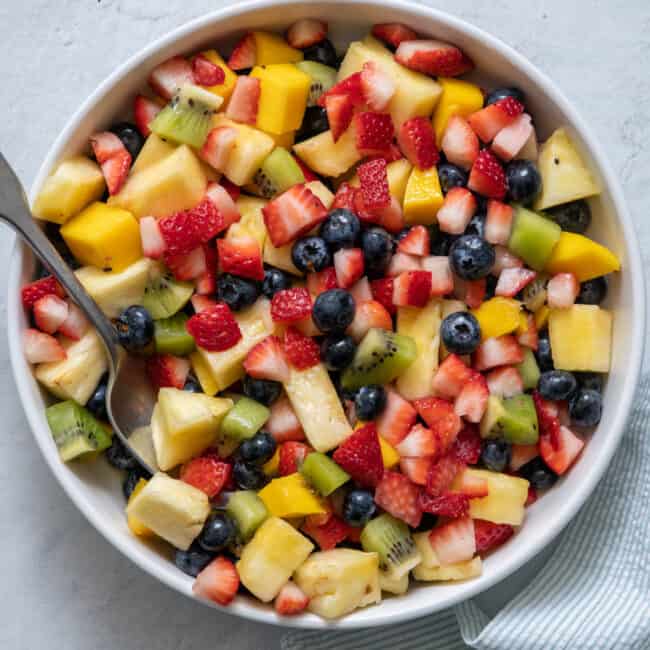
[23,17,620,620]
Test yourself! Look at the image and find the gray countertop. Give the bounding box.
[1,1,648,648]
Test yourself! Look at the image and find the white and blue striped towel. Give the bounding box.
[283,377,650,650]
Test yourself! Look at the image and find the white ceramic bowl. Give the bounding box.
[7,0,645,629]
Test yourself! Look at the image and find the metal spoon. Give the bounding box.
[0,152,156,474]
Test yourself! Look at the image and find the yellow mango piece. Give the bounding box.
[466,469,529,525]
[379,437,400,469]
[403,167,444,224]
[472,297,522,340]
[544,231,620,282]
[263,130,295,148]
[196,50,238,102]
[251,64,311,134]
[127,479,155,537]
[61,202,141,272]
[535,305,550,330]
[432,78,484,146]
[517,311,529,336]
[252,31,303,65]
[258,473,326,518]
[263,448,280,476]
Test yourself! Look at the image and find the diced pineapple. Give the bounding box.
[235,195,268,248]
[33,156,106,224]
[283,363,353,452]
[396,299,442,400]
[294,548,381,619]
[534,128,600,210]
[466,469,529,525]
[128,425,159,472]
[125,472,210,550]
[252,31,304,65]
[472,297,522,340]
[306,180,335,209]
[379,570,409,595]
[413,557,482,582]
[432,78,484,146]
[548,305,612,372]
[127,478,155,537]
[131,133,175,175]
[237,516,314,602]
[35,329,107,404]
[349,158,413,205]
[379,437,400,469]
[413,531,440,568]
[263,238,302,276]
[403,167,444,224]
[293,127,361,177]
[258,473,326,518]
[544,232,620,282]
[195,50,238,102]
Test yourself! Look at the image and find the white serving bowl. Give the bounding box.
[7,0,645,629]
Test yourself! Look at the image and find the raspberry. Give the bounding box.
[186,303,242,351]
[283,326,320,370]
[270,287,313,323]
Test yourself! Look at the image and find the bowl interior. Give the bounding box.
[7,0,644,630]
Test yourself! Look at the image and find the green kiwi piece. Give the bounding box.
[46,400,113,462]
[149,84,220,148]
[480,394,539,444]
[521,274,549,312]
[300,452,350,496]
[341,328,417,391]
[142,263,194,320]
[154,313,195,356]
[517,348,541,390]
[253,147,305,198]
[360,513,421,579]
[295,61,337,106]
[226,491,269,542]
[508,207,561,271]
[220,397,270,441]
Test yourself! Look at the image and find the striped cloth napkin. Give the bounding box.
[283,377,650,650]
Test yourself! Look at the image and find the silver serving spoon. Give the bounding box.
[0,152,156,474]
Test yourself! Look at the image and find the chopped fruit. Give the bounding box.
[370,277,396,314]
[374,471,422,527]
[422,256,454,296]
[393,270,432,308]
[540,425,584,474]
[302,514,350,550]
[510,443,539,471]
[271,288,313,323]
[193,556,240,606]
[451,424,482,464]
[492,113,534,162]
[159,200,222,256]
[495,268,537,298]
[146,353,190,389]
[544,232,620,282]
[372,23,418,48]
[493,246,524,275]
[349,277,373,302]
[200,126,238,172]
[354,111,395,156]
[23,329,66,364]
[396,423,438,458]
[510,208,561,271]
[192,54,225,86]
[361,61,396,111]
[334,248,364,288]
[275,581,310,616]
[547,273,579,309]
[432,78,484,146]
[431,354,473,400]
[471,297,521,340]
[468,149,507,199]
[226,76,261,125]
[454,373,489,423]
[517,314,539,350]
[441,116,479,170]
[228,33,256,70]
[415,397,462,452]
[413,556,482,582]
[244,335,290,382]
[395,40,473,77]
[259,472,325,517]
[331,182,358,212]
[397,117,439,170]
[399,457,431,485]
[180,455,232,498]
[419,492,470,518]
[186,303,242,352]
[283,326,321,369]
[164,247,207,281]
[451,466,489,498]
[148,56,194,100]
[486,366,524,398]
[33,294,68,334]
[426,453,463,497]
[485,200,514,245]
[139,216,166,259]
[90,132,132,196]
[206,182,241,231]
[465,469,529,525]
[454,278,487,310]
[398,226,430,256]
[217,233,264,281]
[474,335,524,371]
[293,127,362,177]
[325,93,354,142]
[468,97,524,143]
[134,95,163,138]
[473,519,514,553]
[58,302,89,340]
[307,267,339,295]
[346,300,393,342]
[332,423,383,488]
[266,395,305,443]
[428,516,475,565]
[436,187,477,234]
[278,442,313,476]
[318,72,365,108]
[376,388,417,446]
[358,158,391,210]
[287,18,328,49]
[386,252,422,276]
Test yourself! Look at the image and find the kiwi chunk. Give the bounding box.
[360,513,421,579]
[142,262,193,319]
[295,61,337,106]
[154,313,195,356]
[508,207,561,271]
[517,348,541,390]
[341,328,417,391]
[46,400,113,462]
[300,452,350,496]
[220,397,270,441]
[521,273,549,312]
[480,394,539,444]
[149,84,221,148]
[253,147,305,198]
[226,490,269,542]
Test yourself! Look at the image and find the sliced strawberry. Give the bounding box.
[226,76,260,125]
[485,200,514,245]
[325,93,354,142]
[370,143,404,164]
[431,354,473,400]
[23,329,66,364]
[218,177,241,202]
[263,184,328,247]
[374,470,422,527]
[228,32,256,70]
[414,397,462,451]
[492,246,524,274]
[286,18,327,49]
[451,424,482,465]
[454,372,489,423]
[217,233,264,281]
[148,56,194,100]
[398,226,430,257]
[510,443,539,471]
[22,276,65,309]
[436,187,477,234]
[468,149,506,200]
[376,388,417,446]
[399,457,432,486]
[244,335,290,383]
[196,269,216,297]
[468,97,524,143]
[386,251,422,277]
[333,248,364,289]
[164,246,207,281]
[547,273,579,309]
[486,366,524,398]
[205,182,241,231]
[370,277,396,314]
[266,395,306,443]
[58,302,89,340]
[495,267,537,298]
[191,295,217,313]
[441,115,479,170]
[332,422,383,488]
[454,277,487,309]
[193,556,239,606]
[331,182,358,212]
[393,270,432,308]
[317,72,364,108]
[396,423,439,458]
[180,455,232,498]
[349,276,372,303]
[474,519,514,553]
[540,425,584,475]
[271,288,312,323]
[275,581,310,616]
[346,300,392,342]
[395,39,473,77]
[419,492,469,518]
[473,335,524,371]
[354,112,395,156]
[200,126,238,172]
[357,157,391,209]
[372,23,418,48]
[186,303,242,352]
[90,131,131,195]
[421,256,454,296]
[306,267,339,296]
[352,189,380,224]
[428,516,475,565]
[526,485,538,506]
[374,196,405,234]
[283,326,320,370]
[279,441,312,476]
[492,113,534,162]
[518,313,538,351]
[360,61,396,111]
[33,294,68,334]
[302,515,349,551]
[146,353,190,390]
[533,391,562,451]
[397,116,439,170]
[192,55,225,86]
[452,467,488,497]
[159,200,222,255]
[138,216,165,260]
[133,94,161,137]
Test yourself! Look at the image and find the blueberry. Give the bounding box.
[437,163,468,193]
[441,311,481,355]
[197,513,236,553]
[105,435,138,471]
[115,305,154,351]
[303,38,338,67]
[122,466,150,501]
[481,440,512,472]
[575,372,603,393]
[217,273,259,311]
[343,489,376,527]
[361,227,394,277]
[86,374,108,420]
[569,389,602,427]
[320,209,361,251]
[110,121,144,160]
[296,106,329,143]
[174,545,214,577]
[546,200,591,234]
[430,231,458,256]
[576,276,607,305]
[485,274,498,300]
[506,160,542,205]
[535,330,554,372]
[292,236,332,273]
[354,385,387,421]
[238,431,276,465]
[538,370,578,401]
[242,376,282,406]
[262,267,291,299]
[518,457,557,490]
[183,376,202,393]
[485,87,525,106]
[449,235,495,280]
[321,334,356,371]
[312,288,356,333]
[465,213,486,238]
[233,459,268,490]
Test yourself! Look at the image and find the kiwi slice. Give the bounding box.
[142,262,193,320]
[521,274,549,312]
[517,348,541,390]
[360,513,421,579]
[341,328,417,391]
[508,207,562,271]
[480,394,539,444]
[295,61,337,106]
[220,397,270,441]
[300,452,350,496]
[253,147,305,198]
[226,491,269,542]
[46,400,113,462]
[149,84,221,148]
[154,313,195,356]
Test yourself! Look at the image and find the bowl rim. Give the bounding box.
[7,0,646,630]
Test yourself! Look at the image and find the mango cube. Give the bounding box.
[472,297,522,340]
[466,469,529,525]
[544,231,620,282]
[258,473,326,518]
[196,50,238,102]
[403,167,444,224]
[432,78,484,146]
[252,31,303,65]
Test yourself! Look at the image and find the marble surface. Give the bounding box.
[1,1,648,648]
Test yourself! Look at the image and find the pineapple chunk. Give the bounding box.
[293,127,361,177]
[252,31,303,65]
[35,329,107,404]
[125,472,210,550]
[128,425,159,472]
[237,517,313,602]
[235,196,268,248]
[283,363,353,452]
[189,351,220,396]
[534,128,600,210]
[413,531,440,568]
[379,570,409,595]
[396,299,442,400]
[413,557,482,582]
[432,78,484,146]
[548,305,612,372]
[306,180,335,209]
[403,166,444,224]
[472,297,522,340]
[294,549,381,619]
[109,145,206,218]
[75,258,151,318]
[544,232,620,282]
[33,156,106,224]
[466,469,529,525]
[258,473,327,518]
[195,50,238,102]
[379,437,400,469]
[349,158,413,204]
[263,238,302,276]
[127,478,155,537]
[131,133,175,175]
[61,202,142,272]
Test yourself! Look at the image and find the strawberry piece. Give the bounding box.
[419,492,469,518]
[279,441,312,475]
[369,143,404,164]
[148,56,194,100]
[58,302,89,340]
[398,226,430,257]
[331,182,358,212]
[396,423,439,458]
[271,288,312,323]
[485,200,514,245]
[263,184,328,247]
[346,299,392,342]
[540,425,584,475]
[196,259,216,296]
[266,395,306,443]
[399,457,432,486]
[386,251,422,277]
[275,581,310,616]
[468,97,524,143]
[139,216,166,260]
[306,267,339,296]
[376,388,417,446]
[468,149,507,199]
[193,556,239,606]
[325,93,355,142]
[317,72,364,108]
[486,366,524,398]
[354,112,395,156]
[361,61,396,111]
[180,455,232,498]
[436,187,477,234]
[374,196,405,234]
[431,354,474,400]
[414,397,462,452]
[454,372,489,423]
[159,200,222,255]
[146,353,190,390]
[217,233,264,281]
[526,486,538,506]
[547,273,579,309]
[133,94,161,137]
[205,181,241,231]
[374,470,422,527]
[226,76,260,125]
[90,131,131,195]
[510,443,539,471]
[533,390,562,451]
[23,329,66,364]
[428,516,475,565]
[33,294,68,334]
[392,270,432,307]
[244,335,290,383]
[370,277,396,314]
[192,54,225,86]
[349,276,372,303]
[357,157,391,209]
[333,248,364,289]
[492,113,534,162]
[186,303,242,352]
[450,424,482,465]
[191,295,217,313]
[395,40,473,77]
[286,18,328,48]
[492,246,524,274]
[474,334,524,371]
[219,177,241,202]
[332,422,383,488]
[452,468,489,497]
[495,267,537,297]
[283,326,320,369]
[372,22,418,48]
[201,126,238,172]
[397,117,439,169]
[454,277,487,309]
[302,515,349,551]
[421,256,454,296]
[352,189,380,224]
[164,246,207,281]
[518,313,539,351]
[474,519,514,553]
[228,33,256,70]
[441,115,479,170]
